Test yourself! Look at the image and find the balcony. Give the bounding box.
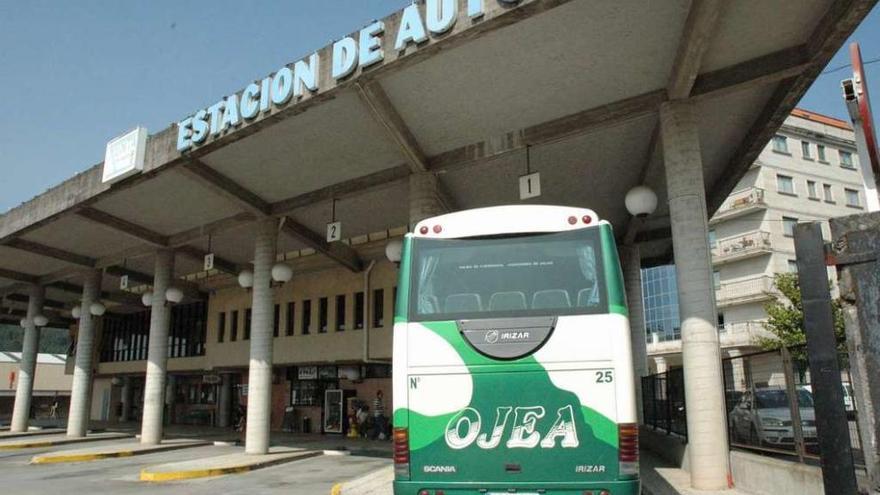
[646,320,771,355]
[719,320,773,347]
[715,275,777,308]
[711,230,773,265]
[710,187,767,225]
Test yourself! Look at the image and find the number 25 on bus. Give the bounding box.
[392,205,639,495]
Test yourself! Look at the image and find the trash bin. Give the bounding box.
[302,416,311,434]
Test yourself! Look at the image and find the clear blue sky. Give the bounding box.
[0,2,877,213]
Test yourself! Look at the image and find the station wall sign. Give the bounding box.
[176,0,522,153]
[103,127,148,184]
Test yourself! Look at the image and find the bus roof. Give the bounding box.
[410,205,606,240]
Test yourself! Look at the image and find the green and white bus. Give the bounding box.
[392,205,639,495]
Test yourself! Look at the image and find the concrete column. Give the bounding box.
[165,374,177,425]
[245,217,278,455]
[620,245,648,423]
[10,284,45,432]
[654,356,668,375]
[120,376,132,422]
[661,101,730,490]
[140,249,175,445]
[67,269,101,438]
[217,373,232,428]
[725,348,746,391]
[408,172,446,227]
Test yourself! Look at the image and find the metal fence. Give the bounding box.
[641,367,687,438]
[722,344,863,466]
[642,344,863,467]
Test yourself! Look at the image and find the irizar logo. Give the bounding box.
[484,330,531,343]
[444,405,579,450]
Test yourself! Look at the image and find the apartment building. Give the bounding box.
[645,108,869,372]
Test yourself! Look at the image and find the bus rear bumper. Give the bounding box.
[393,479,640,495]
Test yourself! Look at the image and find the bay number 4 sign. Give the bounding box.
[519,172,541,200]
[326,221,342,242]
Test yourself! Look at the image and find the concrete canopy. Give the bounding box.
[0,0,875,314]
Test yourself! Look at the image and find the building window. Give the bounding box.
[336,295,346,331]
[776,174,795,195]
[840,150,855,169]
[788,259,798,273]
[286,302,295,336]
[807,180,818,199]
[801,141,812,159]
[817,144,827,162]
[717,313,725,330]
[318,297,328,333]
[354,292,365,330]
[373,289,384,328]
[708,229,717,248]
[231,310,239,341]
[772,135,789,154]
[218,312,226,343]
[713,270,721,290]
[244,308,252,340]
[823,183,834,203]
[783,216,799,237]
[100,302,207,362]
[302,300,312,335]
[273,304,280,338]
[845,188,862,208]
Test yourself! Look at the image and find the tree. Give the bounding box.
[759,272,846,352]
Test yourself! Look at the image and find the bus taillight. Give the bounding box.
[618,423,639,477]
[393,427,410,479]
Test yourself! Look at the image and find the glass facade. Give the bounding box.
[641,264,681,343]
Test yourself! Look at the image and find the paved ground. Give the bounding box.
[0,436,389,495]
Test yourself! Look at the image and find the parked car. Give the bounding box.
[729,387,817,449]
[801,383,856,418]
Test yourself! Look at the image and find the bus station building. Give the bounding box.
[0,0,874,490]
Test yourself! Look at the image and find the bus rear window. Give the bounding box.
[409,228,606,321]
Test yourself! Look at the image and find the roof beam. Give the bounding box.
[76,207,169,247]
[707,0,878,215]
[356,81,428,173]
[690,44,810,100]
[5,293,66,309]
[271,165,410,215]
[281,217,363,273]
[104,265,207,300]
[0,268,39,284]
[428,89,668,172]
[3,238,96,268]
[47,281,141,307]
[667,0,725,100]
[176,245,240,276]
[179,159,272,217]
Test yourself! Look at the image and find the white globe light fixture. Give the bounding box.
[90,302,106,316]
[141,291,153,307]
[71,305,82,319]
[385,238,403,264]
[33,315,49,327]
[271,263,293,283]
[165,287,184,304]
[625,185,658,218]
[19,318,27,328]
[237,269,254,289]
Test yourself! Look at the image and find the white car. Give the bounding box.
[729,388,817,448]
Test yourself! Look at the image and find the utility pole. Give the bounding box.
[841,42,880,212]
[829,212,880,494]
[794,222,859,495]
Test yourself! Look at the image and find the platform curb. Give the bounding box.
[30,440,211,464]
[0,433,132,450]
[139,450,322,482]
